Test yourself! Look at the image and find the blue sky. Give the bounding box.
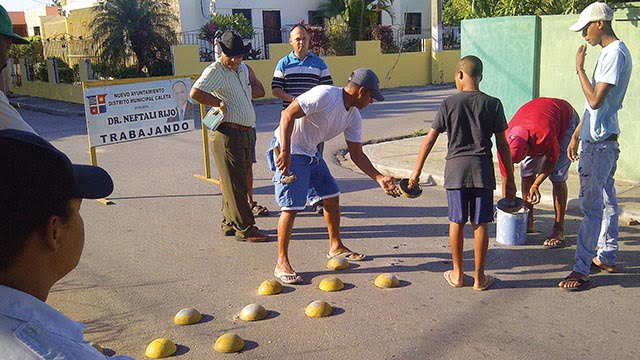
[1,0,49,12]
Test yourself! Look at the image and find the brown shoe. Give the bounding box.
[235,227,269,242]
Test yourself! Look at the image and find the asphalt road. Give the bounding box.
[18,86,640,359]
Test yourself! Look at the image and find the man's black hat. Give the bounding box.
[218,30,251,57]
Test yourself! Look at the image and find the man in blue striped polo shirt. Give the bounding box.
[272,24,333,213]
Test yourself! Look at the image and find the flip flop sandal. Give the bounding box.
[273,270,302,284]
[543,237,564,249]
[473,275,495,291]
[326,250,366,261]
[251,202,269,216]
[443,270,463,288]
[559,276,590,291]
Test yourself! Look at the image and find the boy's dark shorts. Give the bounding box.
[446,188,494,224]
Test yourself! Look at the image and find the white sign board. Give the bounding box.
[83,78,195,147]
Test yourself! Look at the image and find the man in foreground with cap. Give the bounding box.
[269,68,398,284]
[497,97,579,249]
[190,30,268,242]
[559,2,632,290]
[0,5,35,133]
[0,129,131,359]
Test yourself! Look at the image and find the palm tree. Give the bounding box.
[90,0,177,74]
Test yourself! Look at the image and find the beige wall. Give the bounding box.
[40,15,67,38]
[173,40,449,100]
[12,81,84,103]
[431,48,460,84]
[10,40,460,105]
[65,7,95,38]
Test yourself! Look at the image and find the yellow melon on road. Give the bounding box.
[305,300,332,318]
[326,256,350,270]
[145,338,177,358]
[239,303,267,321]
[213,333,245,353]
[374,273,400,288]
[173,307,202,325]
[318,276,344,292]
[258,279,283,295]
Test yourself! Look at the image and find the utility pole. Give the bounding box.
[431,0,442,52]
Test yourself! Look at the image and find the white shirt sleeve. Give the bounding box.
[595,49,622,86]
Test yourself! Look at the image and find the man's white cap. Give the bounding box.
[569,2,613,31]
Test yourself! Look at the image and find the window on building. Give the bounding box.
[232,8,253,26]
[33,26,41,36]
[308,11,324,27]
[405,13,421,35]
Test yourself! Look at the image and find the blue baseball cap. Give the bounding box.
[348,68,385,101]
[0,129,113,200]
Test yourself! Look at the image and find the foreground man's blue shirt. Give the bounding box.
[0,285,133,359]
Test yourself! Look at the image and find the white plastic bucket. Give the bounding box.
[495,207,529,245]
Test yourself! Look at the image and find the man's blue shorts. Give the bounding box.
[267,139,339,211]
[446,188,494,224]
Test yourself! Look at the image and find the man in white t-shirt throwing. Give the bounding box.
[269,68,399,284]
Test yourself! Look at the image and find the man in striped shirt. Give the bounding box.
[272,24,333,213]
[191,30,268,242]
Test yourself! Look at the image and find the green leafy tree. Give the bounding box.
[325,15,354,55]
[8,36,44,63]
[442,0,619,26]
[8,36,45,81]
[199,13,254,44]
[89,0,177,75]
[320,0,394,41]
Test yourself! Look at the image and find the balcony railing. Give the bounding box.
[178,25,459,60]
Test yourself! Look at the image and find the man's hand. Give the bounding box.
[576,44,586,73]
[275,149,291,176]
[379,176,400,197]
[213,101,227,118]
[408,172,420,189]
[527,184,541,205]
[567,136,580,162]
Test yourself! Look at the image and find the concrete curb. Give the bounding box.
[9,99,85,117]
[339,136,640,223]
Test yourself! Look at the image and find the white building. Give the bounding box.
[178,0,432,57]
[29,0,432,59]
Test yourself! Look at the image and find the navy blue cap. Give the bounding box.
[348,68,384,101]
[0,129,113,199]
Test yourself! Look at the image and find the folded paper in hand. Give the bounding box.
[202,107,225,130]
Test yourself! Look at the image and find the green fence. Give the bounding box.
[461,5,640,180]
